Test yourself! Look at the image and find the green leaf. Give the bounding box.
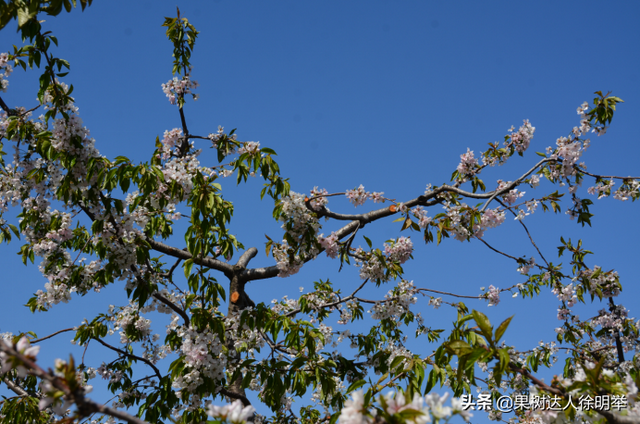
[346,379,366,394]
[17,6,37,28]
[183,258,193,277]
[444,340,473,356]
[494,315,513,343]
[472,310,493,343]
[498,348,510,373]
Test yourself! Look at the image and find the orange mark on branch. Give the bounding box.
[389,205,397,212]
[304,197,309,202]
[231,292,240,303]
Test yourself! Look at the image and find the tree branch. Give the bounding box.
[0,342,152,424]
[219,387,252,407]
[0,95,17,116]
[147,238,234,278]
[31,328,76,344]
[92,337,162,381]
[3,377,31,397]
[152,291,190,328]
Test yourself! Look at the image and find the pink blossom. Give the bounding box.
[207,399,255,423]
[508,120,535,153]
[384,237,413,264]
[346,185,369,207]
[486,285,500,307]
[318,232,339,258]
[309,187,329,210]
[369,191,385,203]
[457,148,478,177]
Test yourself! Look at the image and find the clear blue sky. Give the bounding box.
[1,1,639,422]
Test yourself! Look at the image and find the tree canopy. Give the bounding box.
[0,1,639,424]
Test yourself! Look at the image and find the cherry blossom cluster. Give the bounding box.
[383,236,413,264]
[481,120,536,167]
[550,135,586,178]
[369,279,419,321]
[589,305,640,353]
[208,125,238,152]
[272,191,322,277]
[161,75,199,105]
[337,301,359,325]
[346,185,369,207]
[580,266,621,297]
[280,191,321,237]
[112,303,154,344]
[517,257,536,275]
[308,186,329,211]
[483,285,501,307]
[508,119,535,154]
[543,103,600,181]
[514,199,540,221]
[409,205,432,228]
[159,128,183,159]
[207,399,255,423]
[0,52,12,92]
[339,390,472,424]
[272,239,305,278]
[587,178,614,199]
[442,202,473,241]
[237,141,261,156]
[317,231,339,258]
[456,148,479,180]
[0,336,40,377]
[480,208,506,231]
[441,203,506,241]
[428,297,442,309]
[345,185,385,207]
[161,154,204,197]
[497,180,525,205]
[576,100,608,136]
[224,309,265,360]
[354,237,413,282]
[552,283,577,308]
[588,178,640,202]
[612,179,640,201]
[524,364,640,423]
[172,325,226,393]
[269,294,300,315]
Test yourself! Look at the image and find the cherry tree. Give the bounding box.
[0,2,639,424]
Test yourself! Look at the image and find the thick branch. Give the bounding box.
[219,387,252,407]
[3,377,31,397]
[236,247,258,270]
[241,183,516,282]
[0,95,17,116]
[147,238,234,278]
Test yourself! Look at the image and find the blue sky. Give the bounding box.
[1,1,640,422]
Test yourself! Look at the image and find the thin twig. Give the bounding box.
[0,343,152,424]
[92,338,162,381]
[32,328,75,344]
